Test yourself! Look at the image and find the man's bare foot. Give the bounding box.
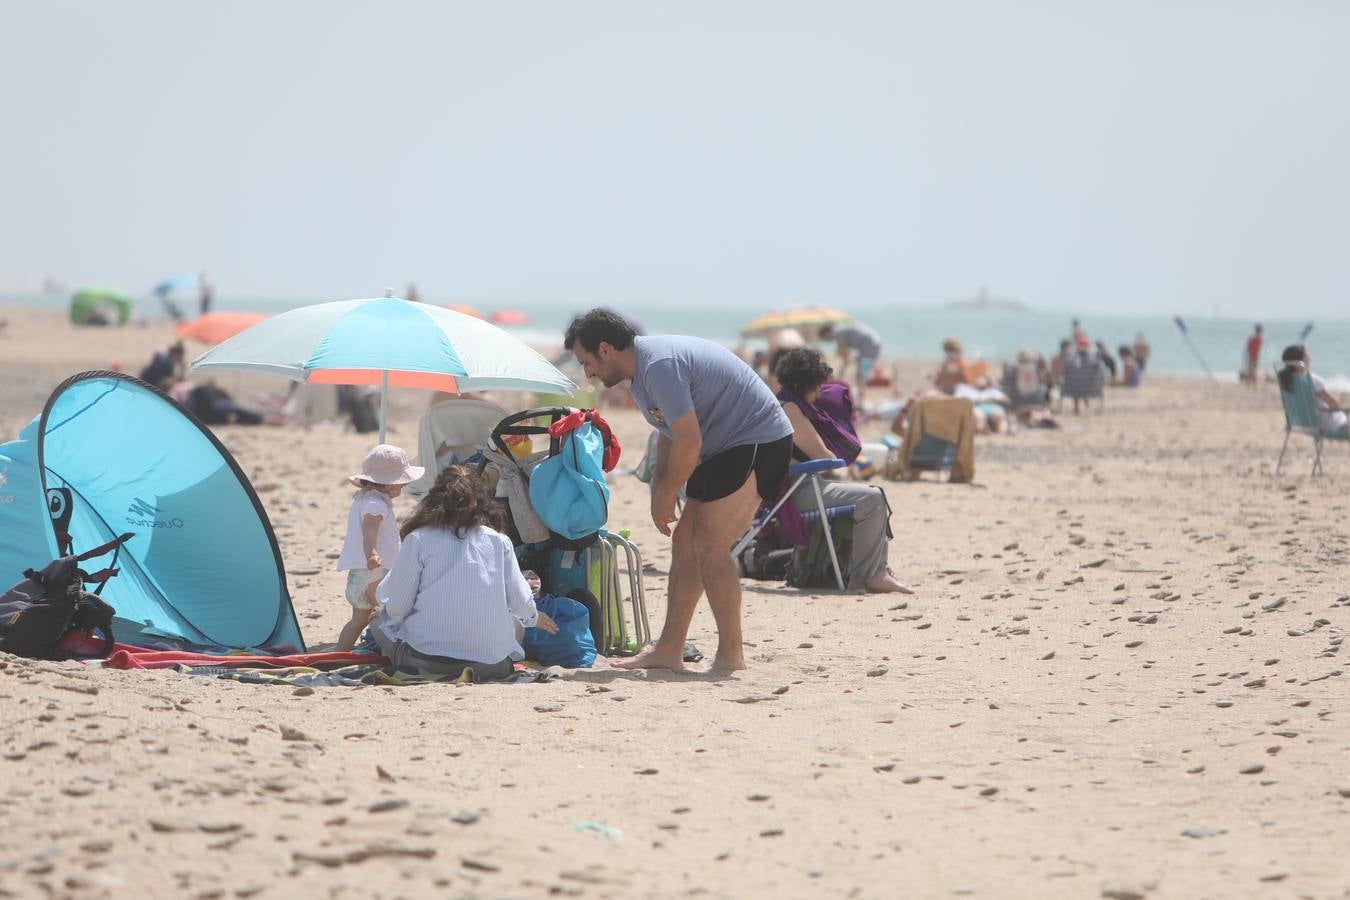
[864,571,914,594]
[613,646,686,671]
[709,653,746,673]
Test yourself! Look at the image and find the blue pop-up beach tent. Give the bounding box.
[0,372,303,651]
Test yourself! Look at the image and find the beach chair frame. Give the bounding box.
[589,531,650,655]
[1059,351,1106,413]
[730,458,848,591]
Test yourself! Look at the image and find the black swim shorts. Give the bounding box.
[684,434,794,503]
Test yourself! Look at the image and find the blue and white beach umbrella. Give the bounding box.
[191,291,575,440]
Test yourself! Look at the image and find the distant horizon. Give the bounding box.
[0,286,1334,326]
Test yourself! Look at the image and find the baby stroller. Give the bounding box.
[479,407,649,657]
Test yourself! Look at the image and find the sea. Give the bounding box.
[6,291,1349,390]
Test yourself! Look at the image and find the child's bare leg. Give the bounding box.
[336,605,374,651]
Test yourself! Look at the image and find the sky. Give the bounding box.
[2,1,1348,317]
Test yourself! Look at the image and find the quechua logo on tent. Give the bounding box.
[126,496,184,529]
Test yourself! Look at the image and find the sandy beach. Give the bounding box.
[1,307,1347,900]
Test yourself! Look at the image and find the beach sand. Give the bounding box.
[1,307,1347,899]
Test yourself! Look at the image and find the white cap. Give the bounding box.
[348,444,425,487]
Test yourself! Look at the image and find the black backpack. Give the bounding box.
[0,532,132,660]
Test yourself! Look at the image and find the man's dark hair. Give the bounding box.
[775,347,833,397]
[818,324,835,340]
[564,308,637,353]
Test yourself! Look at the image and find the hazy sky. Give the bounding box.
[3,1,1347,316]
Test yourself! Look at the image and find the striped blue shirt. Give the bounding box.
[376,525,538,663]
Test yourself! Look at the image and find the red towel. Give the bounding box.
[548,409,621,471]
[104,644,385,670]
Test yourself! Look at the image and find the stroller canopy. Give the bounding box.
[0,372,303,651]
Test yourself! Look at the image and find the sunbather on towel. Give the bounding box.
[372,465,557,680]
[775,348,913,594]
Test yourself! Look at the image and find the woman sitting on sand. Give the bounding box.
[372,465,557,680]
[1278,344,1348,436]
[775,348,913,594]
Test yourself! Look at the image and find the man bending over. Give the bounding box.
[565,309,792,672]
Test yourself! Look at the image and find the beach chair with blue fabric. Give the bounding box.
[1275,367,1349,478]
[1060,350,1105,413]
[730,458,849,590]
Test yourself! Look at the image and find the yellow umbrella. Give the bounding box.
[741,306,851,336]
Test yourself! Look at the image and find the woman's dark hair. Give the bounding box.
[564,308,636,354]
[1118,346,1132,359]
[775,347,833,397]
[1278,344,1307,392]
[400,465,504,539]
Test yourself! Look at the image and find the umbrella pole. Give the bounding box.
[379,370,388,443]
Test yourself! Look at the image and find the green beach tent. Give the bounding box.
[69,287,133,326]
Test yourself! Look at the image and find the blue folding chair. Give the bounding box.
[1060,350,1105,412]
[1275,367,1349,478]
[730,458,848,590]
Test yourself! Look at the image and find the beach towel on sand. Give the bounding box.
[176,661,557,686]
[103,644,376,670]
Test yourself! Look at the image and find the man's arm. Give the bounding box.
[651,411,701,535]
[652,433,672,485]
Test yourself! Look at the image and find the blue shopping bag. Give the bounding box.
[522,594,596,669]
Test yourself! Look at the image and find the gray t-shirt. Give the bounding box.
[834,322,882,358]
[629,335,792,461]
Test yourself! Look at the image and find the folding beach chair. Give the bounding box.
[731,458,849,591]
[886,397,975,483]
[1060,351,1105,412]
[1274,367,1349,478]
[1001,361,1046,415]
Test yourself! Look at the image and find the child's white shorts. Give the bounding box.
[345,567,388,610]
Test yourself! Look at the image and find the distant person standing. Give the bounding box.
[198,273,214,316]
[406,283,422,303]
[1242,324,1263,384]
[1071,319,1086,345]
[1132,332,1151,371]
[819,320,882,398]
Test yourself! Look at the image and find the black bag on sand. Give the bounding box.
[786,515,855,589]
[0,533,131,660]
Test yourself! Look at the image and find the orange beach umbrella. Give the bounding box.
[176,311,269,345]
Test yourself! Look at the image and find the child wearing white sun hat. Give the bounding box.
[334,444,424,651]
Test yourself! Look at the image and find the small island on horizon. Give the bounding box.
[944,285,1028,312]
